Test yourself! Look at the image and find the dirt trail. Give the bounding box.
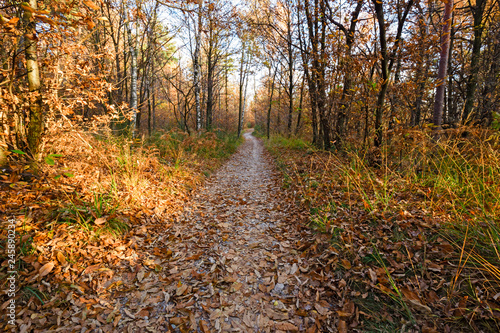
[118,131,334,332]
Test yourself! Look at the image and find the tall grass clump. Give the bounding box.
[41,128,242,225]
[349,128,500,290]
[267,134,314,151]
[265,128,500,328]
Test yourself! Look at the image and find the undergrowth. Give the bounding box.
[41,128,241,223]
[265,128,500,332]
[0,128,241,326]
[1,128,241,239]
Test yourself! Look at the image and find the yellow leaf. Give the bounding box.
[7,17,19,25]
[0,15,9,24]
[35,15,57,26]
[21,4,35,13]
[83,1,100,11]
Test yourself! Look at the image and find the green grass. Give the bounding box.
[53,192,128,237]
[145,129,242,163]
[267,135,314,151]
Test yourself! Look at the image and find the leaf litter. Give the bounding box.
[1,132,336,332]
[112,132,336,332]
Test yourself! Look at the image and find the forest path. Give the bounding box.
[118,131,335,332]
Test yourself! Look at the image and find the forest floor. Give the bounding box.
[2,130,499,332]
[263,132,500,333]
[1,131,337,333]
[109,130,336,332]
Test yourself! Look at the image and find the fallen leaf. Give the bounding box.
[94,217,106,225]
[55,251,66,265]
[39,262,54,277]
[200,320,210,332]
[341,259,351,270]
[314,303,329,316]
[137,268,145,282]
[83,1,100,10]
[230,282,243,293]
[338,320,348,333]
[176,283,188,296]
[170,317,187,325]
[274,321,298,330]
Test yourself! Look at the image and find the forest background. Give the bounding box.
[1,0,500,331]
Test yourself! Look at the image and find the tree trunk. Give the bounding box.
[373,0,389,148]
[126,18,138,134]
[372,0,413,146]
[194,0,203,131]
[152,77,156,131]
[237,45,246,138]
[432,0,453,131]
[147,85,152,136]
[287,17,294,135]
[24,0,43,154]
[267,66,277,139]
[206,32,214,129]
[330,0,363,147]
[462,0,486,123]
[446,23,456,124]
[295,76,305,135]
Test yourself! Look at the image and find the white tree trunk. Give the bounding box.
[127,18,138,134]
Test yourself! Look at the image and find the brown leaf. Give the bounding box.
[83,264,101,274]
[337,320,348,333]
[176,283,188,296]
[314,303,329,316]
[55,251,67,265]
[170,316,187,325]
[368,268,377,284]
[243,312,253,328]
[230,282,243,293]
[94,217,106,225]
[422,326,439,333]
[39,262,54,277]
[274,321,298,331]
[200,320,210,333]
[337,311,352,318]
[407,298,432,313]
[136,268,145,282]
[341,259,351,270]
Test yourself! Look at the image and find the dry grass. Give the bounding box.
[264,128,500,331]
[36,128,241,219]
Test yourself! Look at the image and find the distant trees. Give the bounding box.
[249,0,500,149]
[2,0,499,155]
[0,0,249,155]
